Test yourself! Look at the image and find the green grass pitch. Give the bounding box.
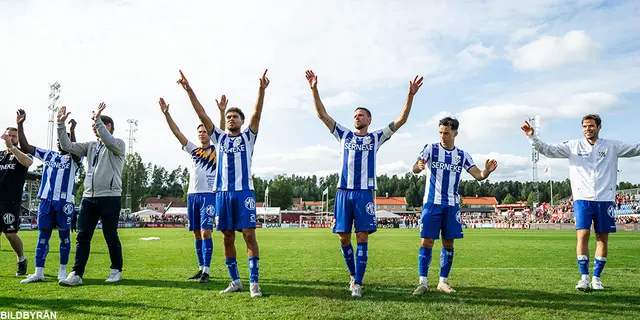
[1,228,639,319]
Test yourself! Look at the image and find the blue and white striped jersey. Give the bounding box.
[210,127,257,192]
[418,143,475,206]
[333,122,394,190]
[33,147,81,203]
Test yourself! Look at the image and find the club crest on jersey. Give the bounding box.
[363,136,372,145]
[233,137,243,148]
[456,211,461,224]
[453,155,461,165]
[3,213,15,225]
[607,205,615,218]
[599,150,606,158]
[63,203,74,215]
[205,205,215,216]
[244,197,256,210]
[365,202,375,216]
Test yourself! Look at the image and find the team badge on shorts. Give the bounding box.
[3,213,15,225]
[205,205,215,216]
[366,202,375,215]
[456,210,461,224]
[63,203,75,215]
[607,205,615,218]
[244,197,256,210]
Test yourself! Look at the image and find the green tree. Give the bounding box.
[502,193,516,204]
[268,175,293,209]
[121,153,149,212]
[74,164,85,206]
[526,191,535,207]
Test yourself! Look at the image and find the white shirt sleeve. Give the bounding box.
[182,141,197,154]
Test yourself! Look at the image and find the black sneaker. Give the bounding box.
[16,259,27,276]
[188,270,203,280]
[199,272,210,283]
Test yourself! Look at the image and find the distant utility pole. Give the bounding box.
[47,82,62,150]
[125,119,138,211]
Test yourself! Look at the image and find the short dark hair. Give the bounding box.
[100,115,115,132]
[226,107,245,120]
[439,117,459,130]
[197,124,205,130]
[5,127,17,132]
[354,107,371,118]
[582,114,601,126]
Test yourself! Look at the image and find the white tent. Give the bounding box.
[376,210,402,219]
[132,209,162,222]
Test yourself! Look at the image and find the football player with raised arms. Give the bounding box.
[306,69,423,297]
[158,97,226,283]
[16,109,82,283]
[522,114,640,291]
[178,69,269,297]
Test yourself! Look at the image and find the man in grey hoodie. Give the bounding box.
[56,103,126,286]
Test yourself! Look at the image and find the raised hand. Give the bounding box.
[177,70,191,91]
[521,121,534,137]
[68,119,77,131]
[409,75,424,95]
[417,159,426,171]
[1,133,12,149]
[57,106,71,124]
[216,95,228,111]
[16,109,26,124]
[485,159,498,173]
[159,98,170,115]
[305,70,318,89]
[92,102,107,120]
[259,69,270,89]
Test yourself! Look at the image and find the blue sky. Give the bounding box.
[1,0,639,182]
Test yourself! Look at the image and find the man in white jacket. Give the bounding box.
[521,114,640,291]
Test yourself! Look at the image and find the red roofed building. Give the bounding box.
[145,197,186,213]
[375,196,407,211]
[461,196,498,208]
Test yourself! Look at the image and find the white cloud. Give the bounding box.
[379,161,411,175]
[323,92,360,110]
[257,145,340,162]
[511,30,602,70]
[556,92,618,116]
[456,43,496,70]
[510,26,544,43]
[470,152,568,181]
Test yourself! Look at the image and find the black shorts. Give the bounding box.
[0,201,21,233]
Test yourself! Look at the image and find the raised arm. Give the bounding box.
[468,159,498,181]
[521,120,570,158]
[391,75,423,132]
[177,70,215,135]
[92,103,125,156]
[248,69,270,133]
[305,70,336,131]
[216,95,228,131]
[16,109,35,155]
[68,119,77,143]
[615,140,640,158]
[57,106,90,156]
[2,133,32,167]
[159,98,188,146]
[412,159,425,174]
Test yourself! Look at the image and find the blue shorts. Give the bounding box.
[333,189,376,234]
[215,190,257,231]
[38,199,75,230]
[187,193,216,231]
[420,203,463,240]
[574,200,616,233]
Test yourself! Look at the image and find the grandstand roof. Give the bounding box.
[461,196,498,206]
[376,197,406,205]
